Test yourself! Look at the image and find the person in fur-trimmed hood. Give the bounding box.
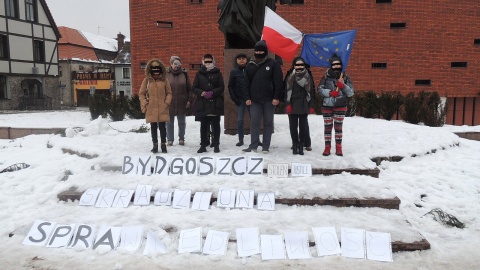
[139,59,173,154]
[317,55,354,156]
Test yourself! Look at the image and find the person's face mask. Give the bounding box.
[254,51,267,59]
[172,61,181,70]
[150,66,161,75]
[294,62,305,72]
[203,59,214,68]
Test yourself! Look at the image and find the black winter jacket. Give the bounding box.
[228,64,248,106]
[192,67,225,117]
[244,57,284,102]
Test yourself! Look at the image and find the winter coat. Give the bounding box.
[192,66,225,117]
[284,70,316,115]
[139,59,173,123]
[244,57,283,102]
[166,67,192,116]
[228,61,248,106]
[318,69,354,108]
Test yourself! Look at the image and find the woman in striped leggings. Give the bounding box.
[317,55,354,156]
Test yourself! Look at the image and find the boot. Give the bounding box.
[214,144,220,153]
[298,142,304,156]
[336,143,343,156]
[292,143,298,155]
[322,145,331,156]
[197,146,207,153]
[151,143,158,154]
[161,143,167,153]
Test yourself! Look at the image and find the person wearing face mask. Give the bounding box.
[139,59,173,154]
[318,55,354,156]
[192,54,225,153]
[242,40,283,153]
[166,56,192,147]
[284,57,316,155]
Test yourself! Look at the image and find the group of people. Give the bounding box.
[138,40,354,156]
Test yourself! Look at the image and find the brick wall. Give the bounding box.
[130,0,480,125]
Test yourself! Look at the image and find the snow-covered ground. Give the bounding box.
[1,109,479,269]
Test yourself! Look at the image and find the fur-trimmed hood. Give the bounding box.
[145,58,167,80]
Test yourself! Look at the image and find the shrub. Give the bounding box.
[356,91,380,118]
[107,95,128,121]
[379,91,403,121]
[126,95,145,119]
[400,92,422,124]
[419,91,447,127]
[88,94,109,120]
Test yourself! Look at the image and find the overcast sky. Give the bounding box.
[45,0,130,39]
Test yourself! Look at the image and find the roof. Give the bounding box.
[81,31,118,52]
[58,26,118,61]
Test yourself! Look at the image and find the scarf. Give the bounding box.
[286,69,311,103]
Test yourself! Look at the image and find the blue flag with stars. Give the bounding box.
[300,29,357,72]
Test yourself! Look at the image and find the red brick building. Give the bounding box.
[130,0,480,126]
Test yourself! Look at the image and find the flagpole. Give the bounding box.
[335,73,344,92]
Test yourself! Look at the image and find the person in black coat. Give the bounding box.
[242,40,283,153]
[192,54,225,153]
[284,57,316,155]
[228,53,249,146]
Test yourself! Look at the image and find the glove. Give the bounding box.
[186,101,191,109]
[336,79,345,89]
[204,91,214,100]
[285,104,293,114]
[329,90,339,98]
[309,107,315,114]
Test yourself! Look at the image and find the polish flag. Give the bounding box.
[261,7,303,62]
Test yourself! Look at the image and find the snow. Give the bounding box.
[80,31,118,52]
[1,109,480,269]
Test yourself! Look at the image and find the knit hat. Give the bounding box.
[170,55,181,65]
[254,40,268,52]
[330,55,342,66]
[235,53,247,59]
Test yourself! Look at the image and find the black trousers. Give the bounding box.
[288,114,307,144]
[150,122,167,144]
[200,116,220,147]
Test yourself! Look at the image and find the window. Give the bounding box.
[156,21,173,28]
[189,0,203,3]
[5,0,19,18]
[190,63,202,70]
[33,40,45,62]
[474,39,480,45]
[372,62,387,69]
[280,0,304,4]
[0,35,8,59]
[376,0,392,3]
[0,75,8,99]
[390,22,407,29]
[415,80,431,86]
[122,67,130,79]
[451,62,467,68]
[140,62,147,69]
[25,0,37,22]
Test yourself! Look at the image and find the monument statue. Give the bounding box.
[217,0,277,49]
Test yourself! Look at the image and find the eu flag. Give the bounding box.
[300,29,357,72]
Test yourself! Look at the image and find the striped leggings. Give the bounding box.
[321,106,347,146]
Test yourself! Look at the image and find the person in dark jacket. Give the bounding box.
[192,54,225,153]
[166,56,192,147]
[284,57,316,155]
[284,62,314,152]
[228,53,249,147]
[317,55,354,156]
[242,40,283,153]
